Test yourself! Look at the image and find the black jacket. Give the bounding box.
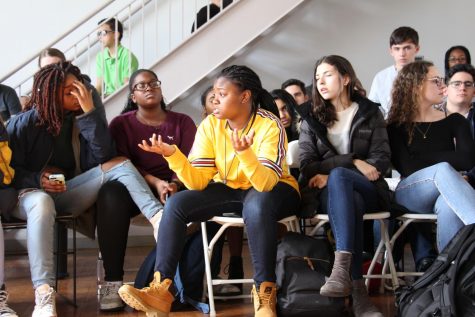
[297,97,391,211]
[7,107,115,189]
[299,97,390,178]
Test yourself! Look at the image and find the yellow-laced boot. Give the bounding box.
[252,281,277,317]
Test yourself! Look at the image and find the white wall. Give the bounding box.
[171,0,475,122]
[1,0,227,90]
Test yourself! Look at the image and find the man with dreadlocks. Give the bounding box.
[6,62,165,317]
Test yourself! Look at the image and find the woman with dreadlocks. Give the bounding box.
[117,65,299,317]
[6,62,165,317]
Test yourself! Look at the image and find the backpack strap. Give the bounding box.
[173,265,209,314]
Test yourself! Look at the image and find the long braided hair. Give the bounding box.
[28,62,83,136]
[217,65,279,118]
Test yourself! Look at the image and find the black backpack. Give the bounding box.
[276,232,346,316]
[396,224,475,317]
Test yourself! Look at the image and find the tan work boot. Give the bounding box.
[320,251,352,297]
[252,281,277,317]
[351,279,383,317]
[118,272,174,317]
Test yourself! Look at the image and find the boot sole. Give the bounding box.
[118,288,169,317]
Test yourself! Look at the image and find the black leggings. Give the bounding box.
[96,181,140,281]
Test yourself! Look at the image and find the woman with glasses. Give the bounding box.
[444,45,471,77]
[388,60,475,252]
[96,69,197,311]
[113,69,196,206]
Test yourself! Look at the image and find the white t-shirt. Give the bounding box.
[368,65,398,119]
[327,102,359,154]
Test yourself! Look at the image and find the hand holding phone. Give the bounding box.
[48,174,65,185]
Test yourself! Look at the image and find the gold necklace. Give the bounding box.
[414,122,432,139]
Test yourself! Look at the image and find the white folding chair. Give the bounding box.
[201,215,300,317]
[381,178,438,279]
[310,212,399,292]
[381,213,437,279]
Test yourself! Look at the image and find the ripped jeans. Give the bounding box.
[11,159,163,288]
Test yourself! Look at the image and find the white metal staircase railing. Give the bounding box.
[1,0,238,99]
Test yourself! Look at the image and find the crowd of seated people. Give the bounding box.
[1,9,475,317]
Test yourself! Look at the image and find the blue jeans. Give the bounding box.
[320,167,380,280]
[154,182,299,285]
[12,159,163,288]
[395,162,475,251]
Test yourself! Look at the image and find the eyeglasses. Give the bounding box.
[96,30,114,37]
[448,57,467,64]
[426,76,445,88]
[133,80,162,91]
[448,81,475,89]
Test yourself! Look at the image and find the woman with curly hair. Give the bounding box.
[388,60,475,253]
[298,55,389,317]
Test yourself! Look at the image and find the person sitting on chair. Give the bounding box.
[118,65,299,317]
[298,55,389,317]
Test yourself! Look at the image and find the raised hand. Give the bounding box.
[231,129,255,152]
[71,80,94,113]
[139,133,176,157]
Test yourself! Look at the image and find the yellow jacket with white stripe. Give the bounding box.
[0,122,14,186]
[165,108,298,193]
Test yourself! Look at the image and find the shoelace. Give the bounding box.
[0,305,16,314]
[102,283,121,297]
[37,288,55,312]
[254,287,274,310]
[0,290,15,314]
[259,288,273,305]
[0,290,8,306]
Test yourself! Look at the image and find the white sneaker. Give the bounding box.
[99,281,125,311]
[32,284,56,317]
[0,290,18,317]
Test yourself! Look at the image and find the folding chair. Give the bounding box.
[201,215,299,317]
[309,212,399,292]
[3,214,77,306]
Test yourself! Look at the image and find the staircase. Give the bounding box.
[1,0,306,124]
[103,0,306,121]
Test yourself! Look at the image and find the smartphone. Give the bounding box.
[48,174,65,185]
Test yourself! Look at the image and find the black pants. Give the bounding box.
[95,181,224,281]
[96,181,140,281]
